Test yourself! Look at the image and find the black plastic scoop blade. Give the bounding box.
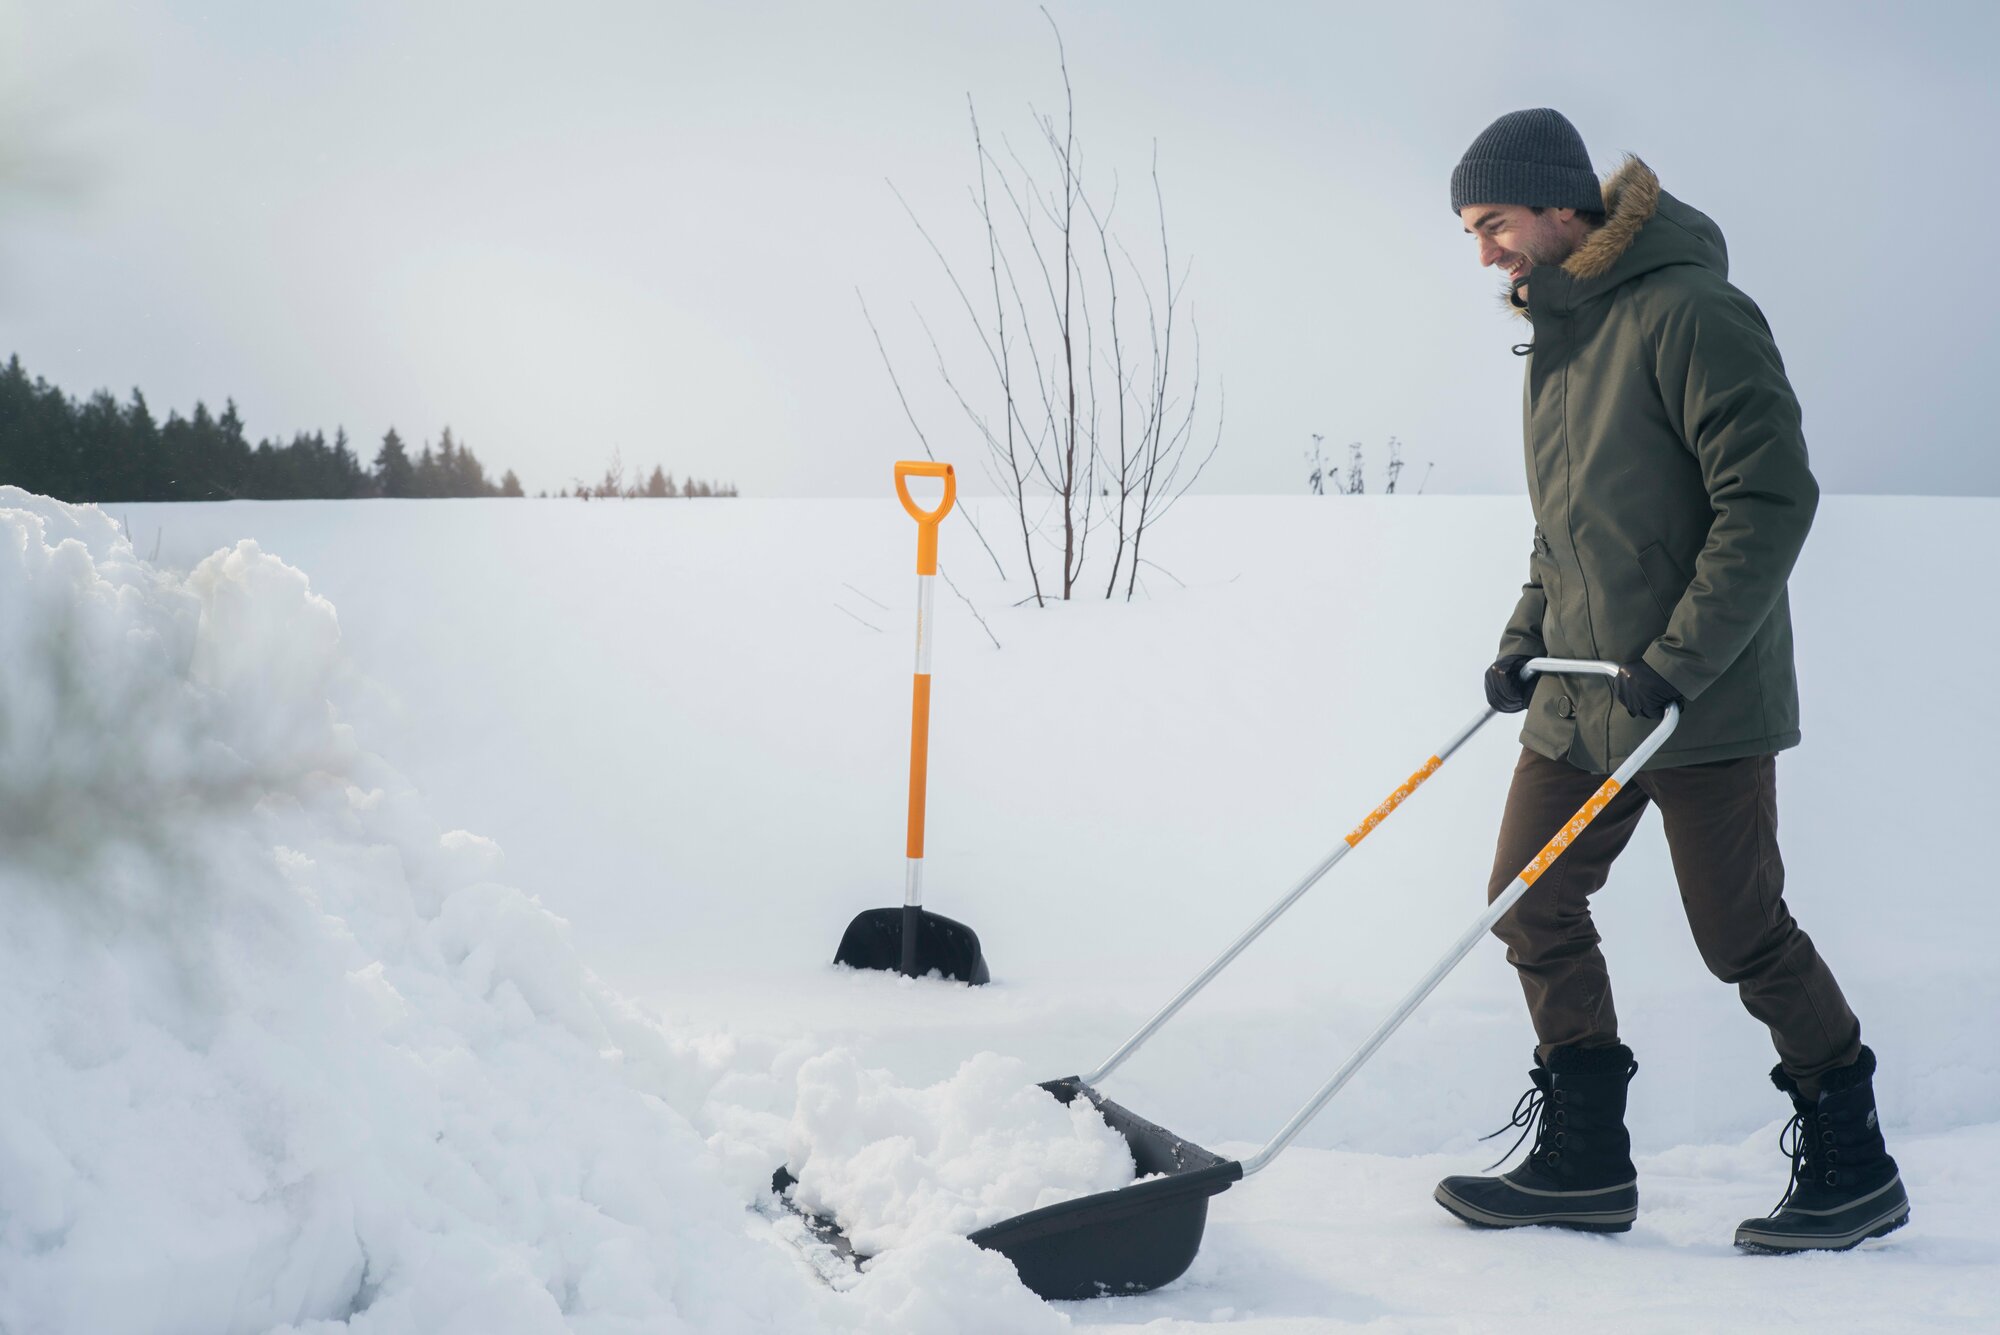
[768,1077,1238,1301]
[833,906,990,984]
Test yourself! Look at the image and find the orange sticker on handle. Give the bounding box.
[1345,755,1443,848]
[1518,778,1622,886]
[906,673,933,858]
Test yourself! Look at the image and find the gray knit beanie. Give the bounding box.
[1450,108,1602,215]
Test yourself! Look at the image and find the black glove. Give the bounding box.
[1484,654,1536,713]
[1612,659,1683,719]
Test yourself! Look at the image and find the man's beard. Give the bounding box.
[1514,217,1578,273]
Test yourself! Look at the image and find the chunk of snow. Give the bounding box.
[784,1050,1135,1253]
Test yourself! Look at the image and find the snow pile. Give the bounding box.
[784,1051,1134,1253]
[0,490,1063,1335]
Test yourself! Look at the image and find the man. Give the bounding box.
[1430,108,1908,1253]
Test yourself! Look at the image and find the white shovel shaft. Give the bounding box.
[1080,704,1498,1088]
[1238,659,1678,1177]
[913,574,935,675]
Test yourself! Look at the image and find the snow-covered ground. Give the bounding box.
[6,487,1995,1333]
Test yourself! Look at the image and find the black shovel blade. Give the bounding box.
[833,906,990,984]
[767,1077,1239,1302]
[967,1078,1242,1300]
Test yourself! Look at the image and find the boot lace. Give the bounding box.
[1770,1107,1831,1216]
[1478,1084,1549,1171]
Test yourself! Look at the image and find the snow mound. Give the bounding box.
[784,1050,1135,1253]
[0,490,1052,1335]
[841,1234,1067,1334]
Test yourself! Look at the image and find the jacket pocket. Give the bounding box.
[1636,542,1688,623]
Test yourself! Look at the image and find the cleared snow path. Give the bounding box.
[1057,1129,1999,1334]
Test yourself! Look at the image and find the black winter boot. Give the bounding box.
[1435,1044,1639,1232]
[1734,1046,1910,1253]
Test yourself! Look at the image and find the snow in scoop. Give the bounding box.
[784,1050,1136,1253]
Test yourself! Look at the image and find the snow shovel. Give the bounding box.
[779,659,1676,1298]
[832,460,990,985]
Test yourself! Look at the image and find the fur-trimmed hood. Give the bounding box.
[1507,157,1728,319]
[1562,155,1661,279]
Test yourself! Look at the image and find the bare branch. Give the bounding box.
[842,581,890,611]
[938,562,1002,650]
[836,604,883,633]
[968,99,1042,604]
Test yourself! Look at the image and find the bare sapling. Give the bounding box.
[869,8,1221,602]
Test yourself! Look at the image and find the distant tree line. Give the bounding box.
[0,353,736,502]
[548,450,738,500]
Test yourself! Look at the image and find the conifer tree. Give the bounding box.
[77,390,123,500]
[331,427,365,497]
[452,432,491,495]
[217,400,253,498]
[185,402,224,498]
[126,387,164,498]
[375,428,414,497]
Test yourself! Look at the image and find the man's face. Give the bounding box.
[1459,204,1576,284]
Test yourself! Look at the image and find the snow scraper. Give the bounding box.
[833,460,989,984]
[782,660,1676,1298]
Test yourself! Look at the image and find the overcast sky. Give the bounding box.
[2,1,1994,497]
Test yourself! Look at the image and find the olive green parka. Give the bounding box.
[1499,157,1819,772]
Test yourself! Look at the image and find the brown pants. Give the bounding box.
[1488,747,1861,1095]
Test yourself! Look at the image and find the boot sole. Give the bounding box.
[1433,1183,1636,1233]
[1734,1205,1909,1254]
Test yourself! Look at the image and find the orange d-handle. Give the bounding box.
[895,460,956,575]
